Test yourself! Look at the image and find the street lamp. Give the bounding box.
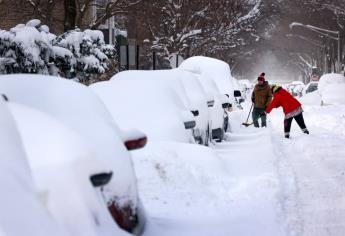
[290,22,341,73]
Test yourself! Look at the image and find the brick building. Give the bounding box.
[0,0,65,34]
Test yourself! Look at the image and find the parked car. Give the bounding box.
[286,81,305,97]
[179,56,243,108]
[321,83,345,105]
[0,98,67,236]
[109,69,213,145]
[178,68,230,141]
[0,74,146,234]
[9,102,133,236]
[303,81,318,95]
[91,73,197,144]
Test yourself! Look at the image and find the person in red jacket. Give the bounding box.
[265,85,309,138]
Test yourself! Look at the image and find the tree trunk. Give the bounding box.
[64,0,76,31]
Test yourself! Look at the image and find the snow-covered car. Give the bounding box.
[238,79,253,98]
[9,102,132,236]
[179,56,241,108]
[318,73,345,94]
[178,68,230,141]
[303,81,318,95]
[317,73,345,105]
[91,73,197,144]
[0,75,146,234]
[286,81,305,97]
[109,69,212,145]
[321,83,345,105]
[0,98,68,236]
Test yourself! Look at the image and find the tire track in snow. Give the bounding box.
[270,133,304,236]
[270,114,345,236]
[214,129,288,236]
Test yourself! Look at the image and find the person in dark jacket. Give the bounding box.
[265,85,309,138]
[251,73,272,127]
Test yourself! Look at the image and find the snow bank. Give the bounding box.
[132,141,230,218]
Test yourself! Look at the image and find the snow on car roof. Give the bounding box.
[91,76,191,143]
[8,102,99,169]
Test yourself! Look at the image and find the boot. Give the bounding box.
[302,129,309,134]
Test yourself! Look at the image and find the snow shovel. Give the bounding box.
[242,112,266,127]
[241,103,253,127]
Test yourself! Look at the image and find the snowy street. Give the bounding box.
[133,102,345,236]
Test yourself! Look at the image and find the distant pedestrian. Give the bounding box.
[251,73,272,127]
[265,85,309,138]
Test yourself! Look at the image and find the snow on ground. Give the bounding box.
[133,101,345,236]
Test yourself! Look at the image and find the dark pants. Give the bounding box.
[284,113,308,136]
[252,107,266,128]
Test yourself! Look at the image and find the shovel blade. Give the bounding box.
[241,122,252,127]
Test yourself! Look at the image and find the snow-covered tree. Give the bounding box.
[132,0,271,68]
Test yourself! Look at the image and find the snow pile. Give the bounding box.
[0,19,116,81]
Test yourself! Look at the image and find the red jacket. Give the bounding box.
[265,88,301,115]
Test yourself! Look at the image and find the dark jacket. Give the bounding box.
[251,83,272,109]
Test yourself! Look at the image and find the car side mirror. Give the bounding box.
[90,172,113,187]
[239,98,245,103]
[234,90,242,97]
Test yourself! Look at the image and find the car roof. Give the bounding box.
[8,102,101,169]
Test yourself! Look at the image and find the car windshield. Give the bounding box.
[306,83,318,94]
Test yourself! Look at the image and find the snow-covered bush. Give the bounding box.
[0,20,116,82]
[0,20,52,74]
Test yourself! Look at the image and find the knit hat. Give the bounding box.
[258,72,265,81]
[271,84,281,93]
